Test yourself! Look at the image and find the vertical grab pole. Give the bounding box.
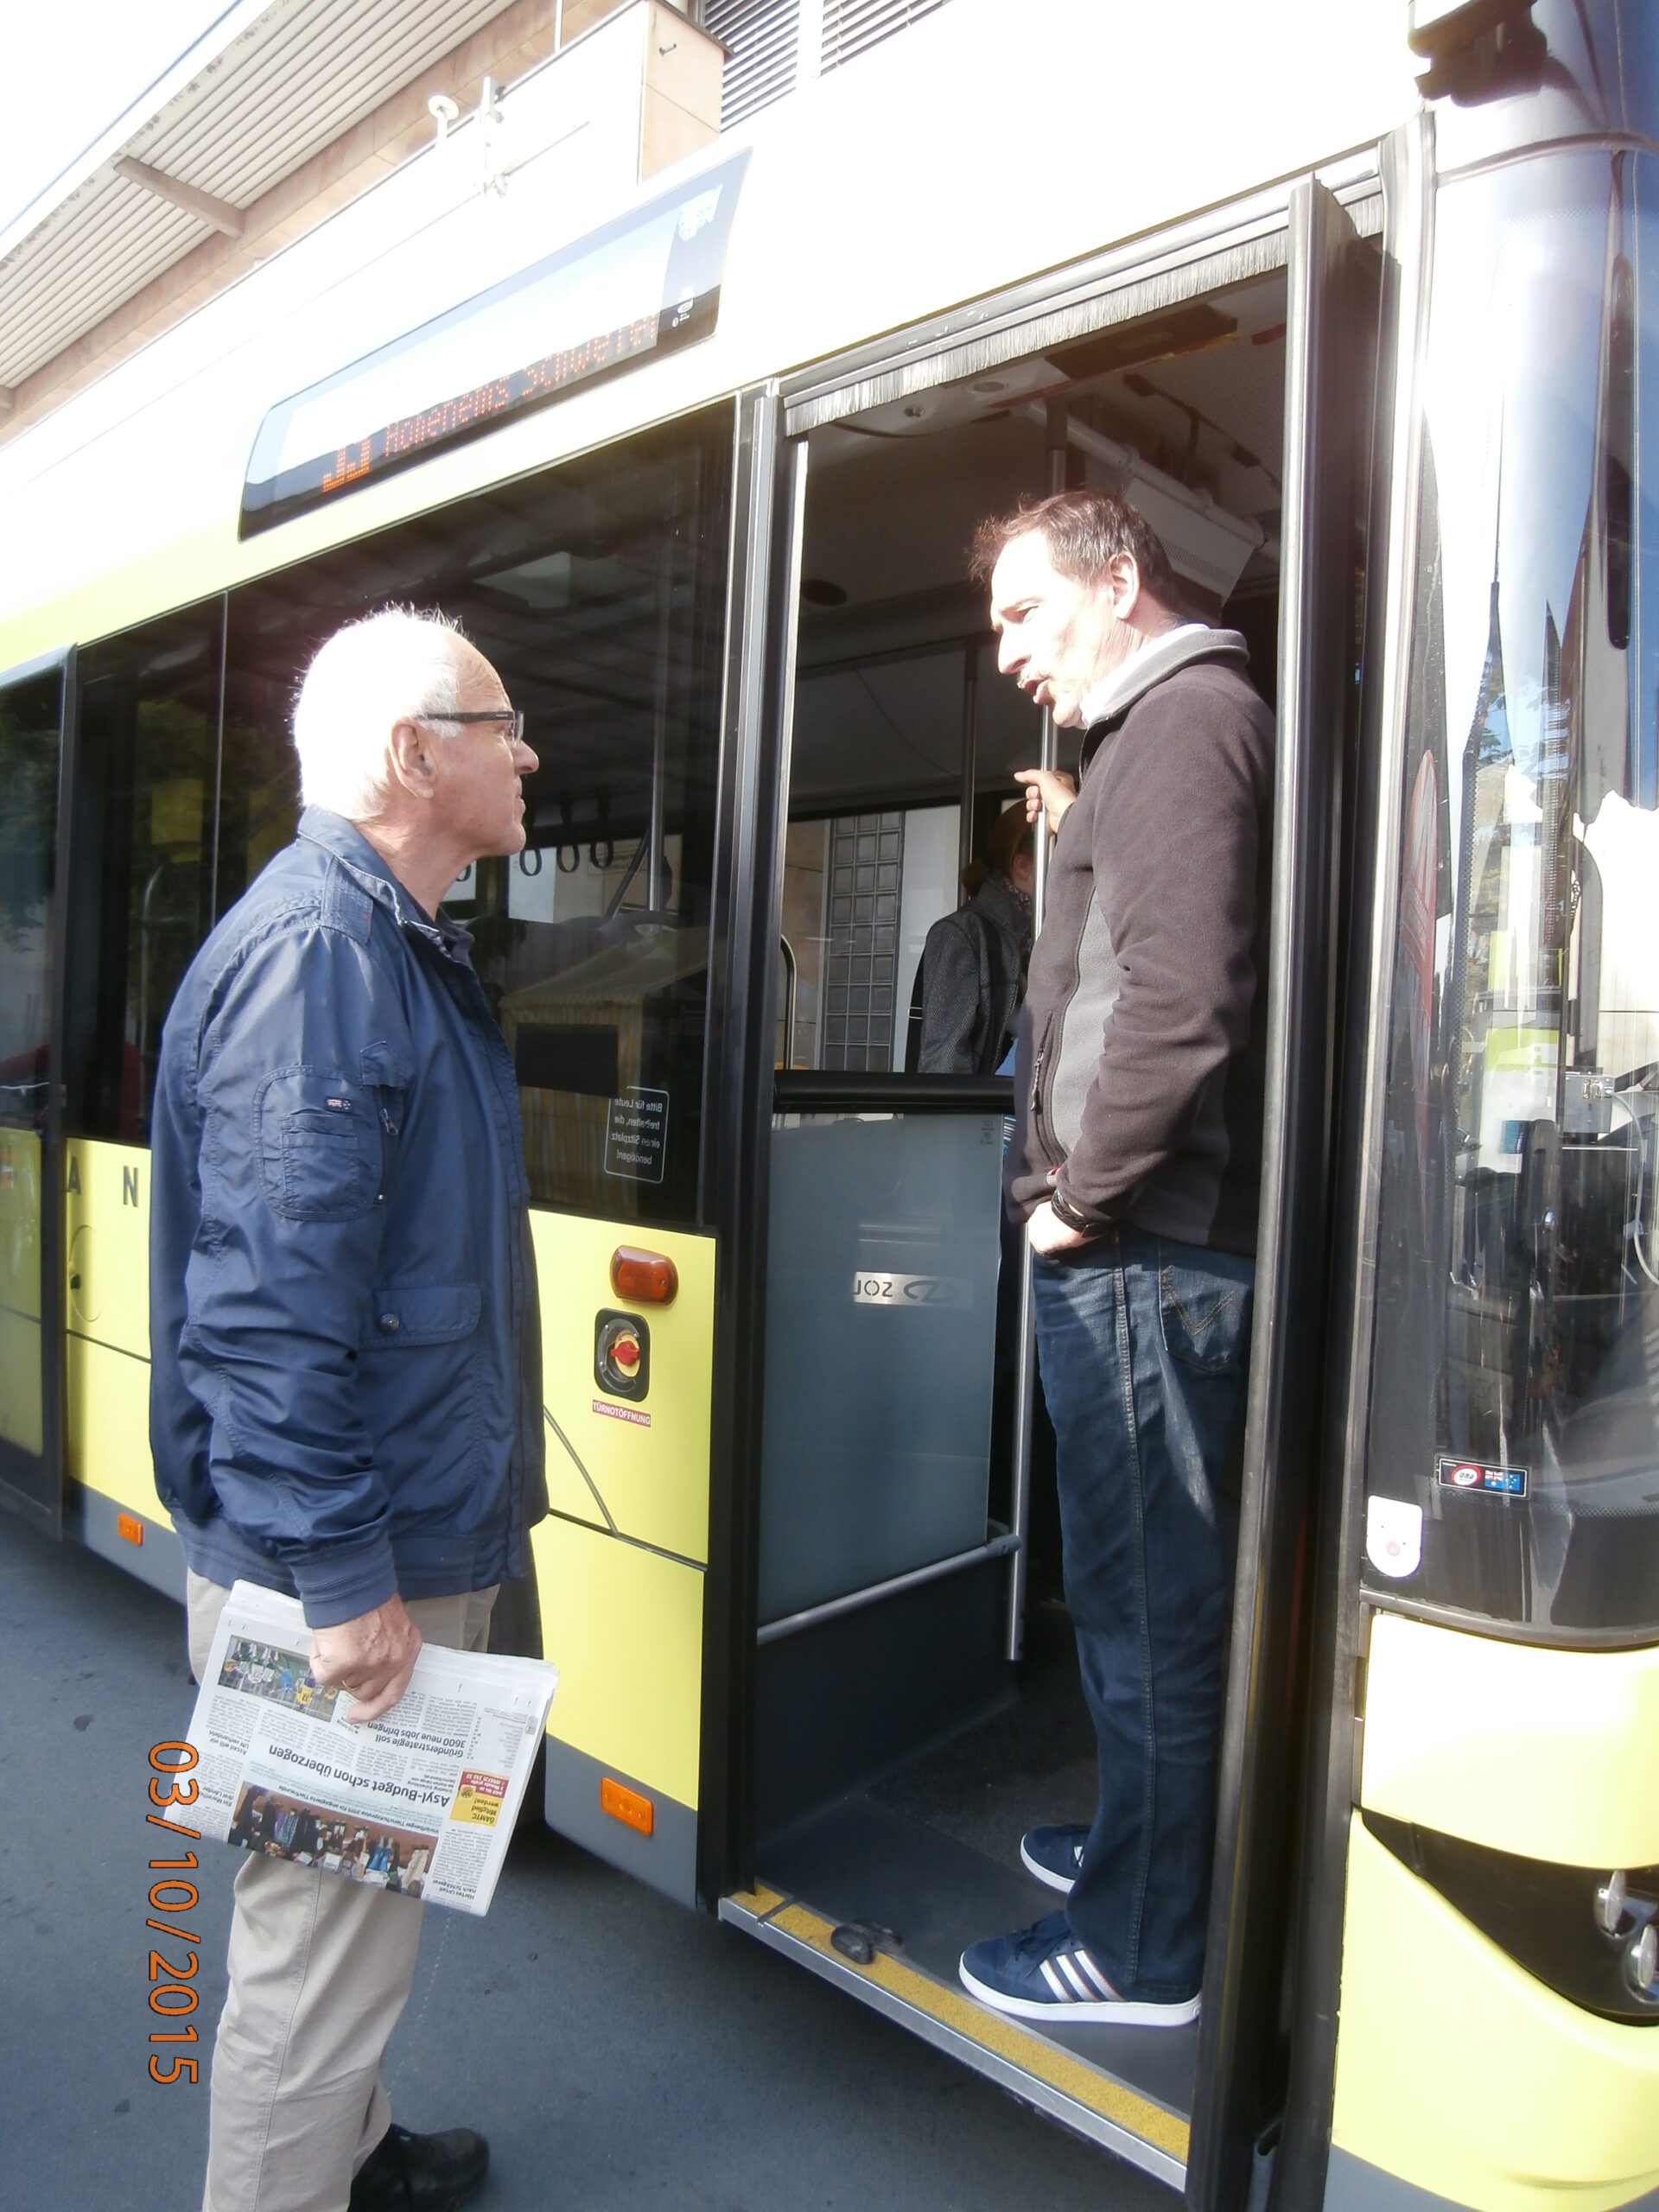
[957,643,978,895]
[778,935,798,1071]
[1006,399,1070,1662]
[648,537,673,909]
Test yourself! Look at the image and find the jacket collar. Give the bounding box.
[296,808,474,963]
[976,870,1033,939]
[1080,622,1249,732]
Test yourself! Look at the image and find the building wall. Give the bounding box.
[0,0,718,450]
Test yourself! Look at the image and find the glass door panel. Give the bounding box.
[1363,149,1659,1639]
[759,1104,1004,1621]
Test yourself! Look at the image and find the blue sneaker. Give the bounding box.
[959,1912,1200,2027]
[1020,1822,1088,1894]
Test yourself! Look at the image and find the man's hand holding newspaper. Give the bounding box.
[309,1594,424,1724]
[186,1581,557,1916]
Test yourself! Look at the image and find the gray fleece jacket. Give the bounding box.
[1007,625,1274,1256]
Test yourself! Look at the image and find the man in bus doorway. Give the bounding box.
[149,608,546,2212]
[959,490,1273,2027]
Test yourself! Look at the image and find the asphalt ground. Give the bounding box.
[1,1511,1171,2212]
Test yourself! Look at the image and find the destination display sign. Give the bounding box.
[240,151,750,537]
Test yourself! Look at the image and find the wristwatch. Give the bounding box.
[1047,1185,1098,1236]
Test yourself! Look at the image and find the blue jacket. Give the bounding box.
[149,810,546,1626]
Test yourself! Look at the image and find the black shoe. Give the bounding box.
[350,2122,490,2211]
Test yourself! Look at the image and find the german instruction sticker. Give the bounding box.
[1436,1456,1527,1498]
[1365,1496,1422,1579]
[604,1087,668,1184]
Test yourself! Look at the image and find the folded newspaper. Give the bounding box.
[185,1580,558,1916]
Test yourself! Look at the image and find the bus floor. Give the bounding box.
[729,1593,1198,2183]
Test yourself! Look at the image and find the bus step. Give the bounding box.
[721,1882,1189,2187]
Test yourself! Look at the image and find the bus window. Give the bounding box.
[217,595,305,924]
[0,667,62,1478]
[780,640,1039,1074]
[0,671,59,1132]
[67,607,223,1141]
[456,418,729,1230]
[1364,149,1659,1637]
[220,410,730,1230]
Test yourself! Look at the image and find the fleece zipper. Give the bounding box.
[1029,1017,1065,1174]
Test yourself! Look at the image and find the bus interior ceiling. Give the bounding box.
[748,276,1288,2118]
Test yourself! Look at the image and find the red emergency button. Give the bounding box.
[595,1309,650,1402]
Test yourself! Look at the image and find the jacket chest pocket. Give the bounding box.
[256,1069,384,1221]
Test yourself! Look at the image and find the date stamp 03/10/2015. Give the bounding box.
[146,1741,205,2085]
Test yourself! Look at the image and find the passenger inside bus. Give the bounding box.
[903,802,1034,1076]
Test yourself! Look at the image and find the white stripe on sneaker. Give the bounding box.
[1056,1954,1094,2001]
[959,1946,1202,2028]
[1073,1948,1117,1999]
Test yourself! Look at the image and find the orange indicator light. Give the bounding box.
[600,1777,653,1836]
[610,1248,678,1305]
[117,1512,143,1547]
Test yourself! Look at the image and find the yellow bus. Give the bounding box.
[3,1,1656,2204]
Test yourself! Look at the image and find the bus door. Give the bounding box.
[1300,113,1659,2212]
[721,176,1377,2197]
[0,650,73,1539]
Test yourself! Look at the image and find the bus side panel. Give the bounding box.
[60,1137,186,1590]
[529,1211,715,1564]
[1332,1611,1659,2212]
[527,1211,714,1909]
[1329,1817,1659,2212]
[1,1129,43,1455]
[1360,1612,1659,1868]
[65,1139,149,1364]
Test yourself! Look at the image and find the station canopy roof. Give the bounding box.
[0,0,522,400]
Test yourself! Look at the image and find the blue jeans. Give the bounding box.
[1033,1226,1254,2001]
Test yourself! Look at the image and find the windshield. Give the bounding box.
[1363,148,1659,1640]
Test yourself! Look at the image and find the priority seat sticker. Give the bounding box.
[1436,1456,1528,1498]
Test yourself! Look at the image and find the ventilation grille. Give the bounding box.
[704,0,799,126]
[821,0,950,71]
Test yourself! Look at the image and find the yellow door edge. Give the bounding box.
[725,1883,786,1919]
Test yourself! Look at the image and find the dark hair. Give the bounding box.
[969,487,1177,605]
[961,802,1035,895]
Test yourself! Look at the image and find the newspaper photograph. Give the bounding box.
[185,1580,558,1916]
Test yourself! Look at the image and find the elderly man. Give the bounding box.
[957,492,1273,2029]
[150,607,546,2212]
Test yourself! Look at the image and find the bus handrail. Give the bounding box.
[756,1530,1020,1647]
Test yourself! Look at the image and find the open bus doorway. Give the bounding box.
[737,270,1294,2170]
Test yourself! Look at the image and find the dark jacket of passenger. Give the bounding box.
[149,808,547,1627]
[908,873,1032,1077]
[1007,626,1274,1255]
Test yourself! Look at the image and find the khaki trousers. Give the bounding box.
[187,1573,497,2212]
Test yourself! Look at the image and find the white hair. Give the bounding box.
[292,607,471,820]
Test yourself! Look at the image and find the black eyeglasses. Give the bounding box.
[423,708,525,742]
